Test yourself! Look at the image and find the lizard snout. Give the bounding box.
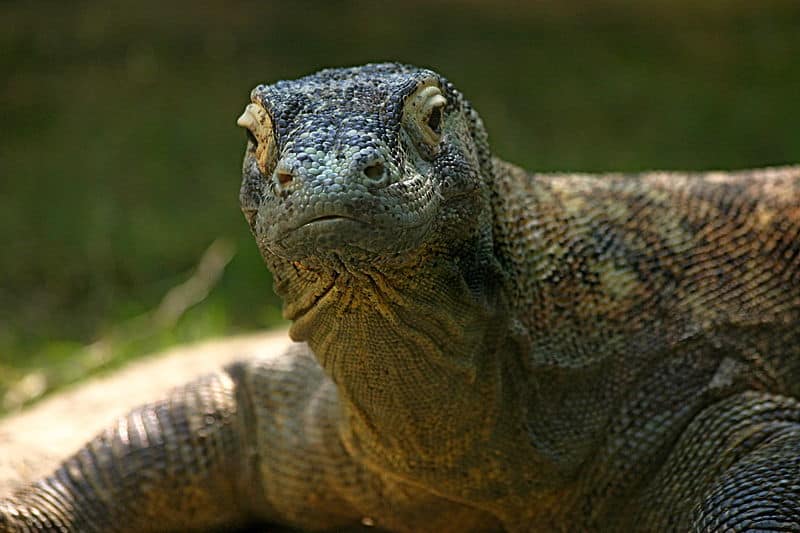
[268,147,391,198]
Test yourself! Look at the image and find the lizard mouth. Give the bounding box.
[294,214,365,230]
[263,204,437,261]
[272,213,377,256]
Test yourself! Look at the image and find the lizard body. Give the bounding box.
[2,63,799,531]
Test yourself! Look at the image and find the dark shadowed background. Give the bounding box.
[2,0,799,414]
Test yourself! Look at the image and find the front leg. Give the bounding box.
[0,370,255,532]
[0,346,364,532]
[638,392,800,531]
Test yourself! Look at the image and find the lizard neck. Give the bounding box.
[265,207,575,515]
[270,241,524,477]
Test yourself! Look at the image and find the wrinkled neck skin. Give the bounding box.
[265,231,550,503]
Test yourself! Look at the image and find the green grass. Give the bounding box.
[2,0,799,414]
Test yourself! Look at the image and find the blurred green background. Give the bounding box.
[2,0,799,415]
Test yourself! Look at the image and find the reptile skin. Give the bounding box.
[2,63,799,532]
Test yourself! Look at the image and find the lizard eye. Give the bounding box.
[237,103,276,174]
[403,82,447,152]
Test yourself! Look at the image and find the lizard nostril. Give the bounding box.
[363,162,384,181]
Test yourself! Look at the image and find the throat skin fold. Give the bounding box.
[265,242,560,507]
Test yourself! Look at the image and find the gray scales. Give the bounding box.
[2,63,800,532]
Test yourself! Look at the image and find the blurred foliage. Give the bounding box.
[1,0,799,414]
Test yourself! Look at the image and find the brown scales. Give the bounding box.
[2,64,800,532]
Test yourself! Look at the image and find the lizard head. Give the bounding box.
[237,63,500,335]
[237,65,514,443]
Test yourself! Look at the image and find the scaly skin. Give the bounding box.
[2,63,799,532]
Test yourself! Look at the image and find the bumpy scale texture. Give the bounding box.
[2,63,800,532]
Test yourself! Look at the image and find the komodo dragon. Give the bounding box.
[2,63,800,532]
